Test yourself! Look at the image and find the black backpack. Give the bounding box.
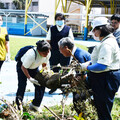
[15,45,37,62]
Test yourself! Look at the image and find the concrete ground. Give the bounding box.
[0,60,73,107]
[0,38,119,108]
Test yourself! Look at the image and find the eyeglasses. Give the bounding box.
[111,22,119,25]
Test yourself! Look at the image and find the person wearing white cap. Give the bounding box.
[77,17,120,120]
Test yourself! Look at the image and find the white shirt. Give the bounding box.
[46,25,74,40]
[21,47,51,69]
[91,34,120,73]
[69,46,77,64]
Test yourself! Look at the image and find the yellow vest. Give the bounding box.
[0,27,8,61]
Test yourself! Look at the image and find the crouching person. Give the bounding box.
[58,37,91,115]
[15,40,51,112]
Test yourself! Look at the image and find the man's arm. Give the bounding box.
[5,35,10,61]
[21,65,31,79]
[21,65,40,85]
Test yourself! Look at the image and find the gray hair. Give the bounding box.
[58,37,74,49]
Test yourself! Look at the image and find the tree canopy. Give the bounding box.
[12,0,25,10]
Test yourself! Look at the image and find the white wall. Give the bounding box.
[39,0,62,25]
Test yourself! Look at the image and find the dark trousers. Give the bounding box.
[50,50,70,72]
[16,62,45,107]
[88,70,120,120]
[0,61,4,71]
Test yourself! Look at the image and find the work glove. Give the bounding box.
[28,77,40,86]
[5,53,11,62]
[79,61,91,72]
[70,60,78,67]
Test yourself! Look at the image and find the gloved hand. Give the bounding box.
[70,60,78,67]
[28,77,40,86]
[79,61,91,72]
[5,53,11,62]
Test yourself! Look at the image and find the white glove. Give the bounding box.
[80,61,91,72]
[28,77,40,86]
[5,53,11,62]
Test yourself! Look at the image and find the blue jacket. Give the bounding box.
[113,29,120,47]
[74,47,91,63]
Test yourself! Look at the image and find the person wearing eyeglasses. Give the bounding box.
[111,14,120,47]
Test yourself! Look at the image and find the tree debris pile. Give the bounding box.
[61,73,98,120]
[0,99,21,120]
[34,68,74,89]
[0,60,98,119]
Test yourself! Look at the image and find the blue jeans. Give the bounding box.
[16,61,45,107]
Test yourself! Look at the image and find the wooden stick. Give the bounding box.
[0,98,20,120]
[44,105,61,120]
[66,48,80,64]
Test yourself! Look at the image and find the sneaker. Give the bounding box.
[29,103,42,113]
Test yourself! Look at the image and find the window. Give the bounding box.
[69,24,79,33]
[5,3,10,9]
[116,8,120,14]
[32,2,38,6]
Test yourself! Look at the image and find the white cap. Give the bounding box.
[90,17,109,32]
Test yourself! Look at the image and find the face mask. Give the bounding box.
[92,34,100,41]
[56,20,64,26]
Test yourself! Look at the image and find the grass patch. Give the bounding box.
[9,36,88,60]
[111,98,120,120]
[10,36,40,60]
[23,98,120,120]
[76,43,88,51]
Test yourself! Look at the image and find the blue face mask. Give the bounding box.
[56,20,64,26]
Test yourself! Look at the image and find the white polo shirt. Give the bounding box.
[21,47,51,69]
[91,34,120,73]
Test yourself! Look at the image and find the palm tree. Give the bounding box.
[12,0,25,10]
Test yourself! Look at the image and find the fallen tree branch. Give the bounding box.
[0,98,20,120]
[44,105,61,120]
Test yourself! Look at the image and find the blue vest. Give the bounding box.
[50,25,70,50]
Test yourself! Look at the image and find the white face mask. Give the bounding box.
[92,34,100,41]
[56,20,64,27]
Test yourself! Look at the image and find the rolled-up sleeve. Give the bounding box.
[46,28,51,40]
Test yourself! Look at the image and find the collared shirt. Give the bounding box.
[46,25,74,40]
[113,27,120,47]
[69,46,77,64]
[91,34,120,73]
[21,47,51,69]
